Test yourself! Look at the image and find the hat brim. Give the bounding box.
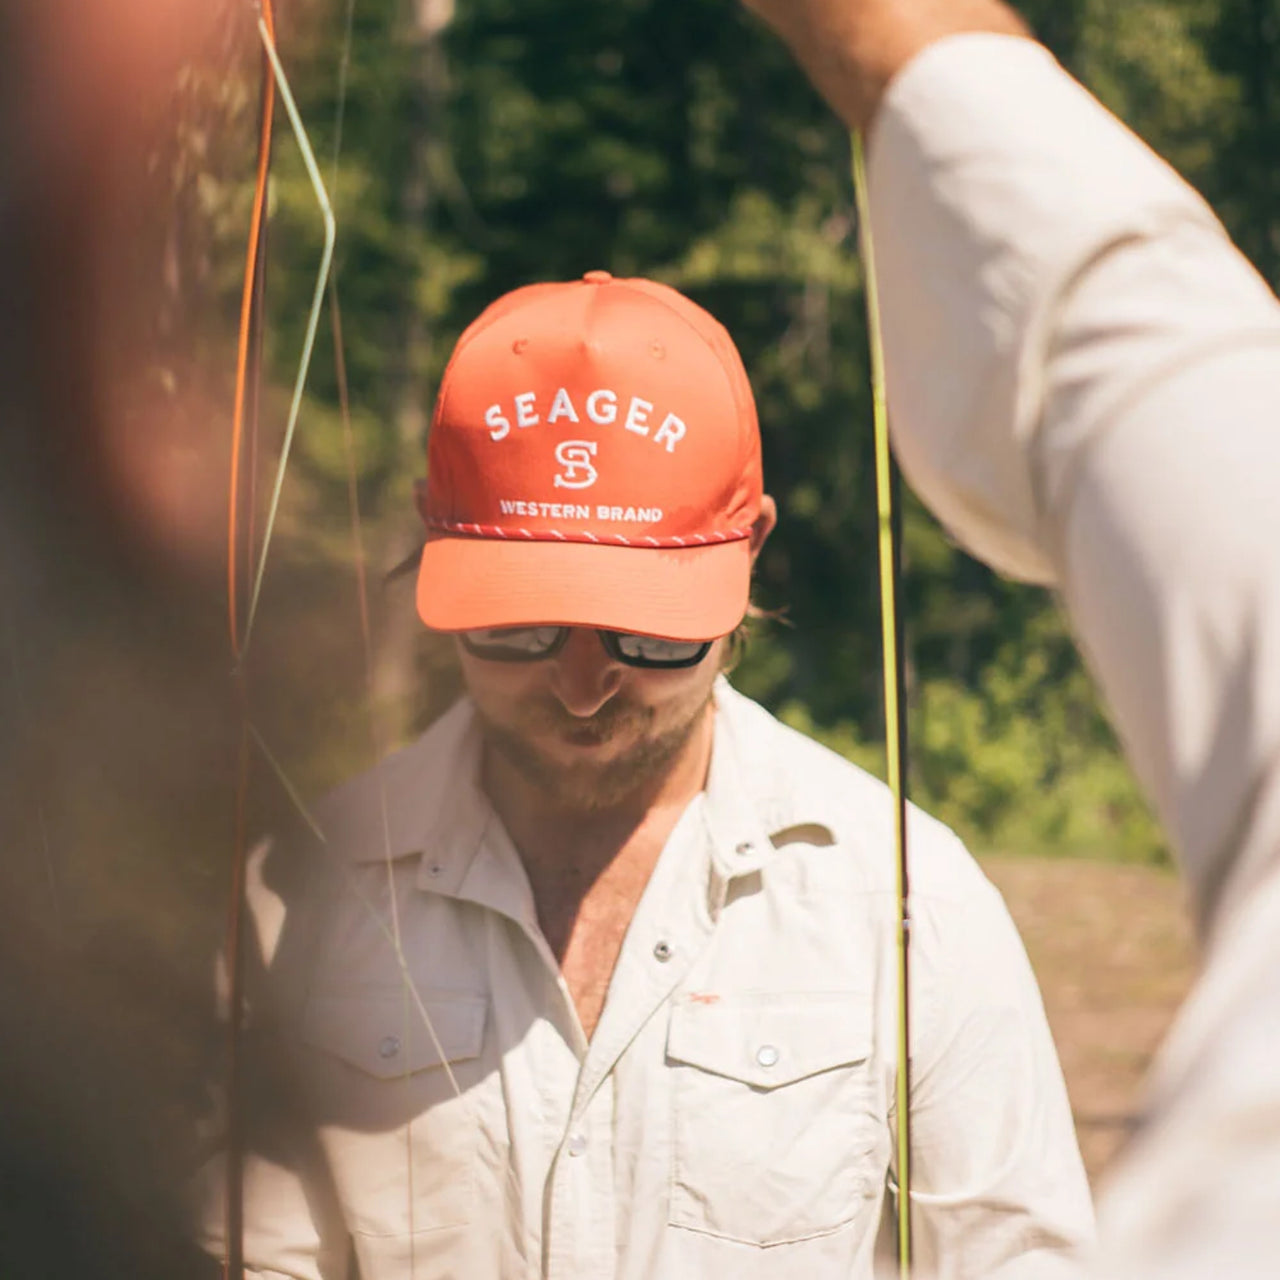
[416,535,752,641]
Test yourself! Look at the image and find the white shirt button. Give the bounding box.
[378,1035,401,1059]
[566,1133,588,1157]
[755,1044,780,1068]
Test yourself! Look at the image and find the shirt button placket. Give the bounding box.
[547,1084,617,1279]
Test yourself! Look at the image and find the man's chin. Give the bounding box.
[496,740,656,811]
[480,712,700,812]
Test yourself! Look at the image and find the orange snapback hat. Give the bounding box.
[415,271,763,641]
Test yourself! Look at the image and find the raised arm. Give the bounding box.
[740,6,1280,1277]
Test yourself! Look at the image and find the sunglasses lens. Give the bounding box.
[461,626,565,659]
[459,627,710,667]
[610,633,710,666]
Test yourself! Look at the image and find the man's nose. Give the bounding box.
[547,629,624,718]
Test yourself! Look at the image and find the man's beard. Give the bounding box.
[477,689,712,812]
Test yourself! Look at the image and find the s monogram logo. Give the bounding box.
[553,439,599,489]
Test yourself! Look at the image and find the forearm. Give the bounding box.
[740,0,1029,130]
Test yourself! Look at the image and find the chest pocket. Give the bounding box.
[666,993,884,1247]
[299,988,487,1237]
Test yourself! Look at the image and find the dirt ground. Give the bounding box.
[980,855,1199,1185]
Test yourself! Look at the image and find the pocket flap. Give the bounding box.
[302,988,486,1080]
[667,993,872,1089]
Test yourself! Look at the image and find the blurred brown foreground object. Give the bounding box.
[983,857,1198,1182]
[0,2,321,1277]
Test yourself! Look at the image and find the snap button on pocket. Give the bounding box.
[667,994,880,1246]
[300,989,489,1237]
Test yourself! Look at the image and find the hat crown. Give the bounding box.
[423,273,761,547]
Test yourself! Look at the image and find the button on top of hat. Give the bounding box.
[582,270,613,283]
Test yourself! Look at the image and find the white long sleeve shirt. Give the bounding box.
[865,34,1280,1280]
[201,680,1092,1279]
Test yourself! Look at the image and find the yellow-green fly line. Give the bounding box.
[852,130,913,1279]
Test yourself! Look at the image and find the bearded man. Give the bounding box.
[203,271,1093,1279]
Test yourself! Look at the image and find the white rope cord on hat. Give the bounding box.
[426,517,754,546]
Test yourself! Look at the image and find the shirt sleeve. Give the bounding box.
[863,33,1280,1280]
[865,32,1280,933]
[901,856,1095,1279]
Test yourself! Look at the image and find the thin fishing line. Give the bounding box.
[244,141,272,629]
[247,719,464,1102]
[852,130,913,1280]
[224,688,252,1280]
[239,15,337,655]
[315,5,502,1261]
[243,0,472,1130]
[223,7,277,1272]
[227,3,276,658]
[319,4,432,1262]
[330,0,357,183]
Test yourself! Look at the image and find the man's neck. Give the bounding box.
[480,701,716,963]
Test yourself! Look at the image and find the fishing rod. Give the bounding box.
[853,131,913,1280]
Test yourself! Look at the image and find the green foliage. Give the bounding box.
[190,0,1276,863]
[764,616,1165,864]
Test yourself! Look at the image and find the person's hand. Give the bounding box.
[738,0,1029,131]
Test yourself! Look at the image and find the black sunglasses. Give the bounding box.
[459,626,712,669]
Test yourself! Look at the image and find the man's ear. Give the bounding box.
[749,494,777,563]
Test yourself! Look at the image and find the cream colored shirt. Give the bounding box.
[865,34,1280,1280]
[203,679,1092,1279]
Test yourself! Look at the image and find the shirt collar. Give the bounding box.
[701,677,781,882]
[314,697,489,876]
[316,678,834,894]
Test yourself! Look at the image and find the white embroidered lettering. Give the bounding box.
[514,391,539,428]
[653,412,686,452]
[486,404,511,442]
[586,389,617,425]
[593,504,665,523]
[554,440,599,489]
[547,387,580,424]
[624,396,653,435]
